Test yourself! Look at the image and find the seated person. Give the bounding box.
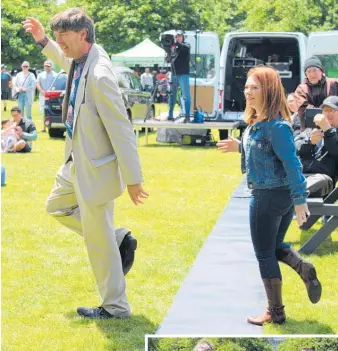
[9,106,38,153]
[287,93,301,135]
[1,119,18,152]
[295,96,338,197]
[294,56,338,129]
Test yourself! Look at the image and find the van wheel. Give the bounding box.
[49,128,64,138]
[219,129,229,140]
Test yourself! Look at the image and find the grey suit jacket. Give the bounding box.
[43,40,143,206]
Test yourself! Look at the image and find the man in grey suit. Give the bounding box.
[24,8,148,319]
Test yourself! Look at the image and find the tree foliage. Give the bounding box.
[240,0,338,33]
[1,0,67,68]
[278,337,338,351]
[149,337,273,350]
[2,0,338,66]
[67,0,201,55]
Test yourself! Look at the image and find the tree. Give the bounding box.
[67,0,202,56]
[278,338,316,351]
[239,0,338,34]
[197,0,246,41]
[315,338,338,351]
[1,0,65,68]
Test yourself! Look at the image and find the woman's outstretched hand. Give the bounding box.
[295,203,310,227]
[217,135,241,153]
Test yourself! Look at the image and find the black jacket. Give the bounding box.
[295,127,338,182]
[171,42,190,75]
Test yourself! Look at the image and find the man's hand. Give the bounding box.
[23,17,46,42]
[127,184,149,205]
[314,113,331,132]
[216,135,240,153]
[310,129,324,145]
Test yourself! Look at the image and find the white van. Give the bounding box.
[216,31,338,136]
[163,30,220,116]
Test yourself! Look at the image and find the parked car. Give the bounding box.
[44,67,155,138]
[44,71,67,137]
[115,67,155,122]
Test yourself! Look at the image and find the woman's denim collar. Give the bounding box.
[251,116,284,131]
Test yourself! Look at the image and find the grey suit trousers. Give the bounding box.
[45,161,130,317]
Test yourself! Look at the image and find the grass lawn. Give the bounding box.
[1,101,338,351]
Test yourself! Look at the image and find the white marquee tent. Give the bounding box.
[111,38,167,66]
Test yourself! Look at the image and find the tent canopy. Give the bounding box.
[111,38,167,66]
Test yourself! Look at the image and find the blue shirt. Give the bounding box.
[65,51,90,139]
[37,71,57,93]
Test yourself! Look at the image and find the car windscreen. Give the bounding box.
[50,73,67,90]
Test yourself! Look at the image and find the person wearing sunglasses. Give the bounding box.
[13,61,36,120]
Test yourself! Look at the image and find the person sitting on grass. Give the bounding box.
[8,106,38,153]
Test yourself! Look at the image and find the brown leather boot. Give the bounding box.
[276,247,322,304]
[247,278,286,326]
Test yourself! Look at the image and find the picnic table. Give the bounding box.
[300,187,338,254]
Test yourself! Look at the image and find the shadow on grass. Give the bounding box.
[66,311,156,351]
[290,228,338,257]
[268,317,335,334]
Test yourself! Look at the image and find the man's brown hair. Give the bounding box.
[51,8,95,43]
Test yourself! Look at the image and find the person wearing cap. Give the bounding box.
[168,30,191,123]
[294,56,338,129]
[294,95,338,198]
[36,60,57,132]
[1,64,13,112]
[13,61,36,120]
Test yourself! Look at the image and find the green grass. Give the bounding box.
[1,101,338,351]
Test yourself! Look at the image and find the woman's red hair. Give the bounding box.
[243,65,291,125]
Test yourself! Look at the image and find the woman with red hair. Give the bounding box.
[217,66,322,325]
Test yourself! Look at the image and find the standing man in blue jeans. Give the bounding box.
[168,31,191,123]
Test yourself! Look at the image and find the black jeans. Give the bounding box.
[249,186,294,280]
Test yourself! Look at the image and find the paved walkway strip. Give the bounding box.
[157,178,265,335]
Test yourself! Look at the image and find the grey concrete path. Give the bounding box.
[156,177,265,335]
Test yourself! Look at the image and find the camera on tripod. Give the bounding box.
[160,33,175,63]
[160,33,175,48]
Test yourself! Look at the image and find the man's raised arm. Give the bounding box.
[23,17,72,73]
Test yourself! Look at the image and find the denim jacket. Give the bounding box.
[240,117,308,205]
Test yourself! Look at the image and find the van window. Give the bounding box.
[315,54,338,78]
[190,54,215,79]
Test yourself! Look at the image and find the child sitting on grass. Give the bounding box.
[1,119,25,152]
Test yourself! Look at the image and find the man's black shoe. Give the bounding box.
[119,232,137,275]
[77,306,128,319]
